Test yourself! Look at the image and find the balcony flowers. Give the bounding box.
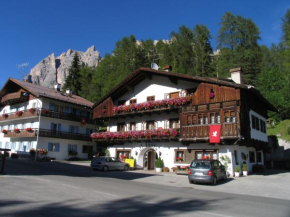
[14,128,20,133]
[26,127,32,132]
[29,108,36,113]
[176,157,183,162]
[2,129,7,134]
[2,114,8,118]
[37,148,48,155]
[113,96,192,114]
[90,128,179,140]
[16,111,23,116]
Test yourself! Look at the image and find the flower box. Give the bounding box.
[16,111,23,116]
[37,149,48,155]
[2,129,7,134]
[26,127,32,132]
[14,128,20,133]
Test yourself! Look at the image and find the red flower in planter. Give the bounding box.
[26,127,32,132]
[2,129,7,134]
[16,111,23,116]
[14,128,20,133]
[29,108,36,113]
[2,114,8,118]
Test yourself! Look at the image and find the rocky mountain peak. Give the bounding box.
[25,46,100,88]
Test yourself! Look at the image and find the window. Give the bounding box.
[48,143,60,152]
[257,152,262,163]
[170,119,180,129]
[129,122,136,131]
[224,111,236,123]
[195,151,217,160]
[169,92,179,99]
[210,113,220,124]
[198,114,208,125]
[187,114,198,125]
[175,151,185,162]
[146,121,156,130]
[147,96,155,101]
[118,100,126,105]
[82,145,93,153]
[116,150,131,162]
[251,115,266,133]
[117,122,126,132]
[249,151,255,163]
[68,144,77,152]
[129,99,137,104]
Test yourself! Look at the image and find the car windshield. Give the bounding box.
[191,161,211,169]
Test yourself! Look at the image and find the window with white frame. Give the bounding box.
[48,143,60,152]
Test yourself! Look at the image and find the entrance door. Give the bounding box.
[143,149,156,170]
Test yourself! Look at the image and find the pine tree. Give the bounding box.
[62,52,82,95]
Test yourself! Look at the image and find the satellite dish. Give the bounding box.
[151,63,159,70]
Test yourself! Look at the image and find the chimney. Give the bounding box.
[66,88,72,96]
[230,67,242,84]
[54,84,61,91]
[163,65,172,72]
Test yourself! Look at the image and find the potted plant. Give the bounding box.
[176,156,183,162]
[14,128,20,133]
[16,111,23,116]
[29,108,36,113]
[26,127,32,132]
[2,129,7,134]
[235,165,240,177]
[155,157,163,172]
[242,163,248,176]
[2,114,8,118]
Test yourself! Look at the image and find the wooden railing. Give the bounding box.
[41,110,94,124]
[0,108,93,124]
[4,129,37,138]
[1,92,29,105]
[39,129,91,141]
[180,123,239,141]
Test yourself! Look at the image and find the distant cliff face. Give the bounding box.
[26,46,100,88]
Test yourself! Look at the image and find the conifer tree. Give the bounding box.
[63,52,82,95]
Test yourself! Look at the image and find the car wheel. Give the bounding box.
[103,166,108,172]
[189,180,194,184]
[212,176,217,185]
[124,165,129,171]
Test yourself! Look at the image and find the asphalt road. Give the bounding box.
[0,159,289,217]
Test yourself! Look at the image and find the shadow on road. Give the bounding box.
[0,195,223,217]
[3,159,167,181]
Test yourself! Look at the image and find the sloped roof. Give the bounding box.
[92,67,276,111]
[0,78,94,108]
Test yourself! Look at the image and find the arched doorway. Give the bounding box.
[143,149,157,170]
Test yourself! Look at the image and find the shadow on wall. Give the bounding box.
[0,196,222,217]
[266,135,290,169]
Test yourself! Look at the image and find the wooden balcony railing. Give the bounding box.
[180,123,240,141]
[39,129,91,141]
[0,108,93,124]
[3,129,37,138]
[1,92,29,105]
[41,109,94,124]
[0,109,38,122]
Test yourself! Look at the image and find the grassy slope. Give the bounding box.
[267,120,290,141]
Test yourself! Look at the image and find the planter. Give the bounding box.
[243,171,248,176]
[155,167,162,172]
[235,172,240,177]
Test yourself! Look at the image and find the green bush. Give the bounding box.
[242,164,248,171]
[235,165,240,172]
[155,157,163,168]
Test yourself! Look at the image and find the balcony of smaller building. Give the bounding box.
[1,92,29,105]
[91,128,180,144]
[3,128,37,138]
[0,109,38,122]
[39,129,92,141]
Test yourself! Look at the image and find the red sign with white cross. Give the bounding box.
[209,125,221,143]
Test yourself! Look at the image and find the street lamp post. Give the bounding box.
[35,99,42,162]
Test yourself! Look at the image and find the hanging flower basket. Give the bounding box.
[14,128,20,133]
[16,111,23,116]
[2,114,8,118]
[29,108,36,113]
[2,129,7,134]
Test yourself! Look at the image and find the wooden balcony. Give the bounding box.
[1,92,29,105]
[0,109,38,122]
[4,129,37,138]
[39,129,91,141]
[180,123,240,141]
[41,110,94,124]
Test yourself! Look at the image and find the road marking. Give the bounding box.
[62,184,79,189]
[197,211,233,217]
[93,190,118,197]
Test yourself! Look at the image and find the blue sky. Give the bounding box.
[0,0,289,87]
